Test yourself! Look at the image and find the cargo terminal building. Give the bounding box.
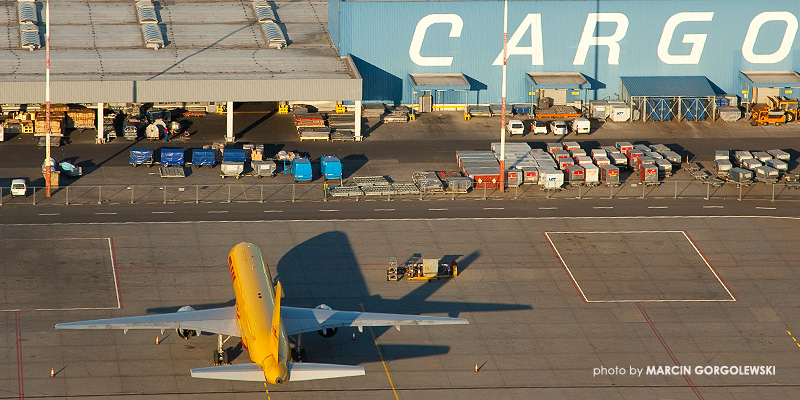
[1,0,799,141]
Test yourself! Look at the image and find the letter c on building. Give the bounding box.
[409,14,463,66]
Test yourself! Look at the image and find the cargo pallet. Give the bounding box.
[159,166,185,178]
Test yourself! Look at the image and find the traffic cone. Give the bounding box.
[155,336,160,345]
[474,363,479,373]
[351,333,356,340]
[50,368,55,377]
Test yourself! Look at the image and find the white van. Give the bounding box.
[507,119,525,135]
[10,179,26,196]
[571,117,591,134]
[531,120,548,135]
[550,120,567,135]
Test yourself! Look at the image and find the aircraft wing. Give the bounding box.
[55,307,240,337]
[191,362,365,382]
[281,306,468,336]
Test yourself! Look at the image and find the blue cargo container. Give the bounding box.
[222,149,247,163]
[129,148,154,167]
[320,155,342,180]
[291,157,312,182]
[160,148,185,166]
[191,148,216,167]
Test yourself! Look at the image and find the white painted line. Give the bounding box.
[428,208,448,211]
[648,206,668,209]
[592,206,613,209]
[544,232,589,303]
[319,209,339,212]
[107,238,121,309]
[151,211,174,214]
[374,209,395,211]
[703,205,724,209]
[207,211,228,214]
[539,207,557,210]
[95,212,117,215]
[483,207,504,210]
[756,207,776,210]
[263,210,283,213]
[38,213,59,216]
[682,232,736,301]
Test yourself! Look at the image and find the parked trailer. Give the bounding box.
[600,164,620,186]
[755,166,779,183]
[728,167,753,184]
[130,148,154,167]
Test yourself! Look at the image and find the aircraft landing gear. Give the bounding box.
[291,333,307,362]
[213,334,232,365]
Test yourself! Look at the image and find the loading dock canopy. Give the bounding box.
[409,73,470,90]
[525,72,590,89]
[740,71,800,87]
[621,76,717,122]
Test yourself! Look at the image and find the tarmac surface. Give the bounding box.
[2,104,800,399]
[2,216,800,399]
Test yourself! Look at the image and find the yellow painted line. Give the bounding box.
[360,303,399,400]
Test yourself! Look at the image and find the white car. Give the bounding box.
[550,120,567,135]
[10,179,26,196]
[532,120,548,135]
[506,119,525,135]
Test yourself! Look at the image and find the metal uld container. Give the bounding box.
[593,156,610,166]
[505,169,523,187]
[220,161,244,178]
[591,148,607,158]
[741,158,761,170]
[570,149,587,158]
[552,150,571,159]
[546,143,562,153]
[608,152,627,166]
[765,159,788,172]
[714,150,730,161]
[564,164,585,185]
[251,160,276,178]
[600,164,619,185]
[767,149,790,161]
[563,141,581,151]
[714,159,732,177]
[728,167,753,183]
[583,164,600,184]
[446,177,472,192]
[558,157,574,169]
[639,164,658,183]
[522,167,539,184]
[661,150,682,164]
[654,158,672,177]
[539,168,564,189]
[636,156,655,172]
[615,142,633,152]
[754,165,779,183]
[751,151,772,162]
[627,150,643,166]
[575,156,593,165]
[734,150,753,165]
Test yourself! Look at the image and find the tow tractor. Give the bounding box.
[387,255,458,281]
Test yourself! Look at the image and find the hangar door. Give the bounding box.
[754,87,780,104]
[539,89,567,106]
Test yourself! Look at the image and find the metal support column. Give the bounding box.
[354,100,362,141]
[226,101,234,143]
[97,103,104,144]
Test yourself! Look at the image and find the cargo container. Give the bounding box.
[600,164,620,186]
[590,149,606,159]
[446,177,472,192]
[251,160,277,178]
[767,149,790,161]
[190,148,216,167]
[558,157,574,169]
[600,145,617,154]
[564,164,585,185]
[505,169,523,187]
[714,159,732,178]
[160,148,184,166]
[636,156,654,173]
[575,156,593,165]
[661,151,682,165]
[570,149,587,158]
[754,165,779,183]
[741,158,761,170]
[638,164,659,185]
[608,152,628,166]
[643,151,663,160]
[654,159,672,178]
[589,100,609,119]
[552,150,570,159]
[593,156,610,166]
[765,159,788,172]
[734,150,753,166]
[539,168,564,190]
[615,142,633,153]
[290,157,312,182]
[728,167,753,184]
[649,144,670,153]
[320,155,342,179]
[522,167,539,184]
[609,102,630,122]
[714,150,730,161]
[751,151,772,163]
[546,143,562,153]
[583,164,600,185]
[562,142,581,151]
[626,150,643,167]
[633,144,651,153]
[129,148,154,167]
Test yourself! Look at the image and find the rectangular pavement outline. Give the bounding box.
[543,230,737,303]
[0,237,122,312]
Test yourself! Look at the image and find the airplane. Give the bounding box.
[56,242,468,385]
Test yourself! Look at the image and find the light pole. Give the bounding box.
[44,0,52,197]
[499,0,508,193]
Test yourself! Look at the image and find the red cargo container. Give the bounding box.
[627,150,643,167]
[638,164,658,184]
[472,174,501,189]
[558,158,574,169]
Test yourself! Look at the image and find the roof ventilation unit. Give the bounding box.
[252,0,286,49]
[17,0,40,51]
[135,1,164,50]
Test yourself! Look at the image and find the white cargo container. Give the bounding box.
[546,143,562,153]
[714,159,732,178]
[583,164,600,185]
[767,149,790,161]
[591,148,607,158]
[734,151,753,165]
[751,151,772,162]
[714,150,730,161]
[609,103,630,122]
[765,159,788,172]
[741,158,761,170]
[593,156,610,166]
[754,165,779,183]
[575,156,593,165]
[570,149,587,158]
[562,141,581,151]
[539,168,564,189]
[608,152,627,166]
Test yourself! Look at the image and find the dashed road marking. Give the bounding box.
[648,206,668,209]
[264,210,283,213]
[207,211,228,214]
[95,212,118,215]
[703,206,724,209]
[152,211,173,214]
[483,207,504,210]
[539,207,557,210]
[38,213,59,216]
[319,209,339,212]
[428,208,448,211]
[593,206,613,209]
[756,207,776,210]
[374,209,395,211]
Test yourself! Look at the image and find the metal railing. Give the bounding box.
[1,179,799,206]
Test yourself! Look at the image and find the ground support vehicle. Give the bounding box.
[387,256,458,281]
[750,108,787,126]
[220,149,246,179]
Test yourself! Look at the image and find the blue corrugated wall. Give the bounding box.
[330,0,800,104]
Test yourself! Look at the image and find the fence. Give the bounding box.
[2,179,800,206]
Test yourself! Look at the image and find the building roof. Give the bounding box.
[621,76,716,98]
[409,73,470,90]
[526,72,590,89]
[0,0,361,103]
[740,71,800,87]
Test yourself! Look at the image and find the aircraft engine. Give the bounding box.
[176,305,198,339]
[316,304,338,338]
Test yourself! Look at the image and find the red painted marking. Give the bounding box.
[108,237,123,310]
[15,311,24,400]
[636,302,704,400]
[543,232,586,302]
[683,233,737,301]
[117,265,227,270]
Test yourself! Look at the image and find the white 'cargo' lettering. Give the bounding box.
[409,14,463,66]
[492,13,544,66]
[657,12,714,64]
[742,11,798,64]
[573,13,629,65]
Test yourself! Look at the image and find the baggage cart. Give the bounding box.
[220,161,244,178]
[599,164,620,186]
[160,148,185,166]
[159,166,185,178]
[767,149,790,161]
[564,164,585,186]
[583,164,600,186]
[765,159,788,172]
[728,167,753,184]
[639,164,659,186]
[190,148,216,167]
[129,148,154,167]
[714,159,732,178]
[754,165,779,183]
[251,160,276,178]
